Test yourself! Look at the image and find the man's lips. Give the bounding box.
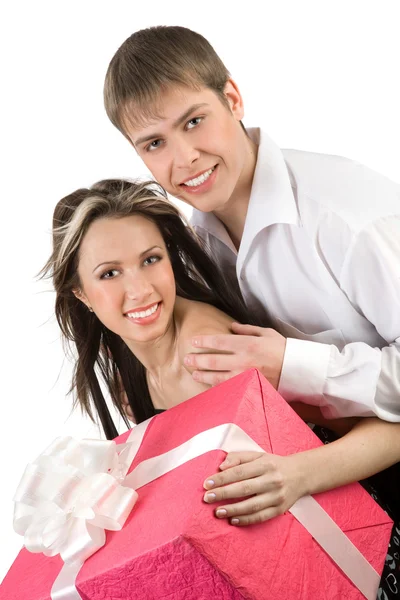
[179,165,218,186]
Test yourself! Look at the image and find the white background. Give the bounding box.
[1,0,399,584]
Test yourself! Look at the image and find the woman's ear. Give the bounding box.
[73,289,93,312]
[223,79,245,121]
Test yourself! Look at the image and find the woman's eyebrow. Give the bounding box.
[92,246,163,273]
[92,260,122,273]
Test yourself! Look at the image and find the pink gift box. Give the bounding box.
[1,370,392,599]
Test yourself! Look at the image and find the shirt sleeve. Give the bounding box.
[278,214,400,422]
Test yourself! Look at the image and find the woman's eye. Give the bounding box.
[146,139,163,152]
[143,255,160,267]
[100,269,119,280]
[186,117,202,130]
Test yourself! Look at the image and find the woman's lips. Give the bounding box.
[124,302,162,325]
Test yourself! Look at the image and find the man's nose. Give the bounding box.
[173,136,200,169]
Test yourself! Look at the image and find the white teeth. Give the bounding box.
[126,303,159,319]
[183,167,214,187]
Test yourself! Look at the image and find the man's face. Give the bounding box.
[125,82,253,214]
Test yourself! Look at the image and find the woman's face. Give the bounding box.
[76,215,176,345]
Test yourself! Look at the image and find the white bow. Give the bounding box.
[13,436,138,564]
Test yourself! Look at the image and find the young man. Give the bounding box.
[103,25,400,423]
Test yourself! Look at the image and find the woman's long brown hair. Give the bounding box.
[41,179,266,439]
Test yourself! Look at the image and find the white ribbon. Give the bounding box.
[13,419,381,600]
[13,429,147,599]
[125,423,381,600]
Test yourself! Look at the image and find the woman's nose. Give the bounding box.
[125,276,153,302]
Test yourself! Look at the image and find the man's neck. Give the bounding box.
[213,131,258,251]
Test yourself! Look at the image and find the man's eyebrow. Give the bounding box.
[172,103,208,128]
[133,103,209,147]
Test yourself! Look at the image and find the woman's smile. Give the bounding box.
[124,301,162,325]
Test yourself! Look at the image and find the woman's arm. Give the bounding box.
[292,417,400,495]
[289,401,361,436]
[203,416,400,526]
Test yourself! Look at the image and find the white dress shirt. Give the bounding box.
[191,129,400,422]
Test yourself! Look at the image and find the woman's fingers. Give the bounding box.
[204,452,269,490]
[214,492,285,522]
[203,451,303,526]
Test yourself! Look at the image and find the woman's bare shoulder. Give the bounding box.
[177,297,233,333]
[175,297,234,371]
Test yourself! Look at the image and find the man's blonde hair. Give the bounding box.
[104,26,231,138]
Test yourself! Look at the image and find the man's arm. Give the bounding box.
[279,214,400,421]
[186,215,400,421]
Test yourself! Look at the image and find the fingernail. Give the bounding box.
[183,356,191,365]
[204,492,216,502]
[192,338,199,346]
[230,518,240,525]
[216,508,227,517]
[204,479,215,489]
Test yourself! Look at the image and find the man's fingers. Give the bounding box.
[231,322,263,336]
[191,333,236,352]
[190,333,262,357]
[185,352,240,371]
[192,370,233,386]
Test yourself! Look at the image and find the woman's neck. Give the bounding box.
[122,312,181,383]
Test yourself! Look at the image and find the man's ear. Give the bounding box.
[73,288,92,311]
[223,79,245,121]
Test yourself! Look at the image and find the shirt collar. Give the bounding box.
[190,201,238,254]
[190,128,299,259]
[246,128,299,229]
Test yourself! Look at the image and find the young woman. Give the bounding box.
[42,178,399,594]
[43,178,257,437]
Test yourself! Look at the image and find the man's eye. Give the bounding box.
[186,117,202,130]
[100,269,119,279]
[143,256,160,266]
[146,139,163,152]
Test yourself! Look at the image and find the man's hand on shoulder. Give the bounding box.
[184,322,286,389]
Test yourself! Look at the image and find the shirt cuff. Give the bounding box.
[278,338,332,405]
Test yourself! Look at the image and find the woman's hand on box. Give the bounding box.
[203,450,307,526]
